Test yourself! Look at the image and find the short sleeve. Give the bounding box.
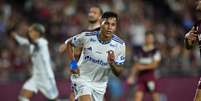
[71,32,86,47]
[153,50,161,62]
[115,43,126,65]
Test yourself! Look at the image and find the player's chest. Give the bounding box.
[83,40,117,60]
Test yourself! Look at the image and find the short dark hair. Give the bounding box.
[145,30,154,36]
[90,5,103,15]
[31,23,45,34]
[101,12,119,21]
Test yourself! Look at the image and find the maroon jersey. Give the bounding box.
[134,46,161,92]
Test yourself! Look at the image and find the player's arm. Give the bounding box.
[58,39,70,53]
[66,33,85,74]
[184,27,198,49]
[110,63,123,77]
[108,43,126,77]
[11,32,30,45]
[135,60,160,71]
[135,50,161,71]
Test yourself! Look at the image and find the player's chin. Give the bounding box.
[105,33,113,38]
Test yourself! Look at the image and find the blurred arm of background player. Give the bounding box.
[134,60,160,72]
[58,42,67,53]
[127,60,160,84]
[11,32,30,46]
[184,27,198,49]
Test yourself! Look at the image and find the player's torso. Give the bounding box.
[78,32,120,81]
[135,47,157,65]
[29,38,54,77]
[135,46,157,76]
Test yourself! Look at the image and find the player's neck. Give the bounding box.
[143,44,154,51]
[88,22,100,30]
[98,32,112,43]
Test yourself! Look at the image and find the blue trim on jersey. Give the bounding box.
[96,31,112,44]
[85,31,98,36]
[112,35,124,44]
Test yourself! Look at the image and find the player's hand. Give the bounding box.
[58,43,67,53]
[185,27,198,42]
[11,32,17,38]
[107,50,115,65]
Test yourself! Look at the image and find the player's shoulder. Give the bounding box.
[81,27,100,32]
[37,37,48,46]
[81,31,98,37]
[112,34,125,45]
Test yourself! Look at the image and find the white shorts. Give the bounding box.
[22,75,58,100]
[71,77,104,101]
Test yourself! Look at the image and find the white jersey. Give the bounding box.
[70,31,126,93]
[15,35,54,78]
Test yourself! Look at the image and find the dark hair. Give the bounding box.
[101,12,119,21]
[31,23,45,34]
[90,5,103,15]
[145,30,154,36]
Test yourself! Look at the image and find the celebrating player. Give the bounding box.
[65,12,125,101]
[12,23,58,101]
[58,5,103,101]
[184,1,201,101]
[128,31,161,101]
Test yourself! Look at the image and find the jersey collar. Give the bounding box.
[97,31,112,44]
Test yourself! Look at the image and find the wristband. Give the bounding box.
[70,59,78,70]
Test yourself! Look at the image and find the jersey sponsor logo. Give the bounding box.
[84,55,108,66]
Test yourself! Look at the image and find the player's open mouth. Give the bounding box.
[106,31,112,34]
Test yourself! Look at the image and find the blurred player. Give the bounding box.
[58,5,102,101]
[184,1,201,101]
[12,23,58,101]
[128,31,161,101]
[65,12,125,101]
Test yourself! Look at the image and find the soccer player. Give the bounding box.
[58,5,103,101]
[128,31,161,101]
[12,23,58,101]
[65,12,125,101]
[184,1,201,101]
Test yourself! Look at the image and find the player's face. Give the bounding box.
[196,0,201,11]
[145,34,154,45]
[88,7,101,23]
[28,27,40,41]
[100,17,117,39]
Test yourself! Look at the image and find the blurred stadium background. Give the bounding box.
[0,0,200,101]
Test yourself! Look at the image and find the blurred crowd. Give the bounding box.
[0,0,200,91]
